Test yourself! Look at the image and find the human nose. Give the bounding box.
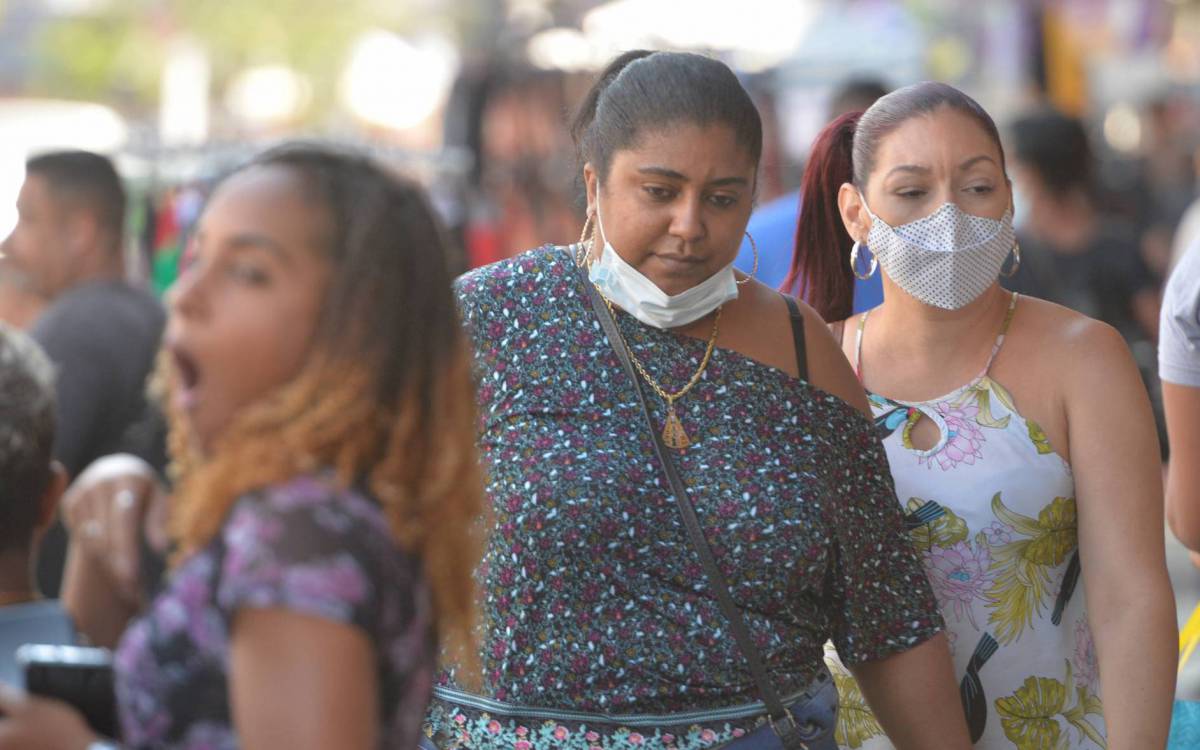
[166,262,207,319]
[668,196,705,244]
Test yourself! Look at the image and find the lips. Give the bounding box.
[167,343,202,411]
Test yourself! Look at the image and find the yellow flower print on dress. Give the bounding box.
[995,660,1106,749]
[1026,418,1054,455]
[905,497,968,553]
[823,644,884,749]
[963,377,1015,431]
[983,493,1079,644]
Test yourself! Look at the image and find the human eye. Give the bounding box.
[227,258,270,285]
[642,184,676,202]
[707,193,740,209]
[894,187,928,200]
[965,183,996,195]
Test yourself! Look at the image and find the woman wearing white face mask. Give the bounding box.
[791,82,1176,749]
[424,52,974,750]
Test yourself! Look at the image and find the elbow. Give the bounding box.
[1166,488,1200,553]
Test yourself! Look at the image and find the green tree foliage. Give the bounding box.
[28,0,466,121]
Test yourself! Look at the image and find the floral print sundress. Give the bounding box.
[115,473,436,749]
[424,246,943,750]
[826,293,1106,749]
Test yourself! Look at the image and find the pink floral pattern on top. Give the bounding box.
[115,473,435,749]
[924,540,992,629]
[920,401,986,470]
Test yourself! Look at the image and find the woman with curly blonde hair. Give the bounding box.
[0,144,486,750]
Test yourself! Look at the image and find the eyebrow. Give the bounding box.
[195,232,292,263]
[885,155,1000,179]
[959,154,999,170]
[637,166,750,187]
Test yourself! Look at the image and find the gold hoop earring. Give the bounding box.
[1001,241,1021,278]
[737,231,758,285]
[850,241,878,281]
[576,212,595,266]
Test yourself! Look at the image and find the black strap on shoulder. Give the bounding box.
[574,251,794,726]
[783,295,808,382]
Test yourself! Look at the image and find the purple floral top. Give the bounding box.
[425,247,941,749]
[115,473,436,749]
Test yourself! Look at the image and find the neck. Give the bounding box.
[870,281,1011,362]
[0,550,37,606]
[59,251,124,296]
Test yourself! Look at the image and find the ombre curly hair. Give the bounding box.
[161,144,486,679]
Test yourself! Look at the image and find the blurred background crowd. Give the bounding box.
[2,0,1200,706]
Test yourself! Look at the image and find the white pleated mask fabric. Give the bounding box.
[863,199,1015,310]
[586,194,738,329]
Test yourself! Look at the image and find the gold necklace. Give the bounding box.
[594,285,722,450]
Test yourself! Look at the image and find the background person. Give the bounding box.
[0,144,485,749]
[1162,239,1200,553]
[1003,107,1160,344]
[792,82,1176,748]
[0,325,72,686]
[2,151,165,598]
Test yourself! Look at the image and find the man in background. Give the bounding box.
[2,151,165,597]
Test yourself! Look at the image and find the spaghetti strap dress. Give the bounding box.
[825,293,1107,749]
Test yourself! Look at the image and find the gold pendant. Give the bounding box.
[662,403,691,450]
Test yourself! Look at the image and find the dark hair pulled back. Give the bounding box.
[787,81,1006,322]
[571,50,763,187]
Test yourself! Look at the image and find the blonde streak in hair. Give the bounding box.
[165,340,486,686]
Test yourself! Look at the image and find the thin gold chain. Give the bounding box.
[593,282,722,406]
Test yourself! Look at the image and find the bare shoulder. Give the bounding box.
[725,280,870,417]
[1014,296,1132,365]
[1011,296,1140,397]
[792,298,872,417]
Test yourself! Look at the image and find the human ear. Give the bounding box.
[36,461,68,532]
[837,183,871,243]
[583,163,598,217]
[65,212,99,257]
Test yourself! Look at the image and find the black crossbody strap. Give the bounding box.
[574,253,791,722]
[783,295,808,382]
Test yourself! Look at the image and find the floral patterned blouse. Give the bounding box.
[826,293,1106,750]
[115,473,436,749]
[425,246,942,749]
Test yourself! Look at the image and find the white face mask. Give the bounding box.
[586,193,738,329]
[862,199,1015,310]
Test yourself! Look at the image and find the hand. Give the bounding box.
[0,682,99,750]
[61,454,166,604]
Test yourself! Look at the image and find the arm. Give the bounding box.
[1165,381,1200,550]
[849,634,971,750]
[1066,321,1175,749]
[60,454,167,646]
[216,481,398,750]
[230,609,378,750]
